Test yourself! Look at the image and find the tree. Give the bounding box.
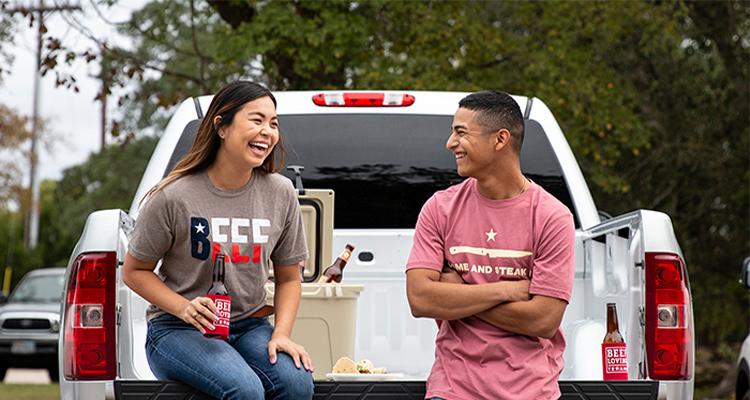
[0,104,32,208]
[0,0,16,78]
[36,135,158,266]
[0,3,29,208]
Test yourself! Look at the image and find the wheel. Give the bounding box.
[47,364,59,383]
[0,362,7,382]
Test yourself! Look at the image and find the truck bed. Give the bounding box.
[115,379,659,400]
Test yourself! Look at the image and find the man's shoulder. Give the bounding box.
[432,178,472,202]
[532,183,573,221]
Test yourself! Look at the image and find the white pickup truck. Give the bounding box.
[58,91,694,400]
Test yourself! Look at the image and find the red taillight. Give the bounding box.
[312,92,415,107]
[63,252,117,380]
[645,252,693,380]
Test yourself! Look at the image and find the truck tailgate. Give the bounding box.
[115,379,659,399]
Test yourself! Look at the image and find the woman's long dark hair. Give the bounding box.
[144,80,285,200]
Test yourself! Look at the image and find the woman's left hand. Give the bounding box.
[268,333,314,372]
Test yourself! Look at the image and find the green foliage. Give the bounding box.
[1,136,156,287]
[595,1,750,345]
[0,1,15,79]
[34,136,158,267]
[0,209,41,290]
[0,104,33,207]
[108,0,241,131]
[109,0,678,196]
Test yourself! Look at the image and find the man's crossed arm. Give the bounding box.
[406,268,566,339]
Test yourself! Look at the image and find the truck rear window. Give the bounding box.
[166,114,578,229]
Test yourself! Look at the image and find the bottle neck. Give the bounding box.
[606,305,620,333]
[213,256,226,284]
[338,248,352,263]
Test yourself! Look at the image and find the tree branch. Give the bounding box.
[207,0,256,29]
[189,0,207,92]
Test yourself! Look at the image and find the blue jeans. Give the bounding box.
[146,314,313,400]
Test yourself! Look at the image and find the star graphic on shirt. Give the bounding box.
[486,228,497,242]
[195,223,206,234]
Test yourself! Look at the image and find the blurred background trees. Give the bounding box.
[0,0,747,395]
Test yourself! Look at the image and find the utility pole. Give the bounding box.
[7,1,81,249]
[100,68,107,151]
[26,1,43,250]
[100,44,108,152]
[3,216,15,295]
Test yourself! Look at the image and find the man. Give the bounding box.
[406,90,575,400]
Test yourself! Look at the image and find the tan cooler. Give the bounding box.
[265,283,363,380]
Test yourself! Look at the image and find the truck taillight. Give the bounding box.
[312,92,415,107]
[645,252,693,380]
[63,252,117,380]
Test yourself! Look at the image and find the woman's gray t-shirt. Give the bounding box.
[129,170,308,321]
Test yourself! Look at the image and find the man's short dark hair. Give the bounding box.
[458,90,524,153]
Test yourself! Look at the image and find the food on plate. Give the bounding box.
[356,359,374,373]
[332,356,358,373]
[332,357,387,374]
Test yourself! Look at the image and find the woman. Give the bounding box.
[123,80,314,400]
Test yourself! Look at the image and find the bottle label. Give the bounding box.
[341,249,352,261]
[205,294,231,340]
[601,342,628,380]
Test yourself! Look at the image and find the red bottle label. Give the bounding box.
[601,342,628,380]
[205,294,231,340]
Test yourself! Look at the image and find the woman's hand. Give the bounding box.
[268,333,314,372]
[179,297,217,334]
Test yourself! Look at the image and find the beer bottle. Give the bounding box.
[205,254,231,340]
[601,303,628,380]
[318,244,355,283]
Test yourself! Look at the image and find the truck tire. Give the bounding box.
[47,365,59,383]
[0,362,6,382]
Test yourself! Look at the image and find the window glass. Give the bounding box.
[279,114,578,228]
[10,273,65,303]
[167,114,579,228]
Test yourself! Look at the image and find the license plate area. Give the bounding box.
[11,340,36,354]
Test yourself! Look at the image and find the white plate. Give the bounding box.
[326,373,405,381]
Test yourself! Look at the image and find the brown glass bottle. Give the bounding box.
[318,244,355,283]
[601,303,627,380]
[604,303,625,343]
[205,254,231,340]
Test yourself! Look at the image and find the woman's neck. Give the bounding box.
[206,158,253,190]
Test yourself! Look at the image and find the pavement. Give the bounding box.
[3,368,52,384]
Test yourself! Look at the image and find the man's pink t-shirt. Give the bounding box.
[406,178,575,400]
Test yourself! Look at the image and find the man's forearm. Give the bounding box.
[475,296,566,339]
[408,280,519,321]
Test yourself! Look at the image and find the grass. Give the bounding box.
[0,383,59,400]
